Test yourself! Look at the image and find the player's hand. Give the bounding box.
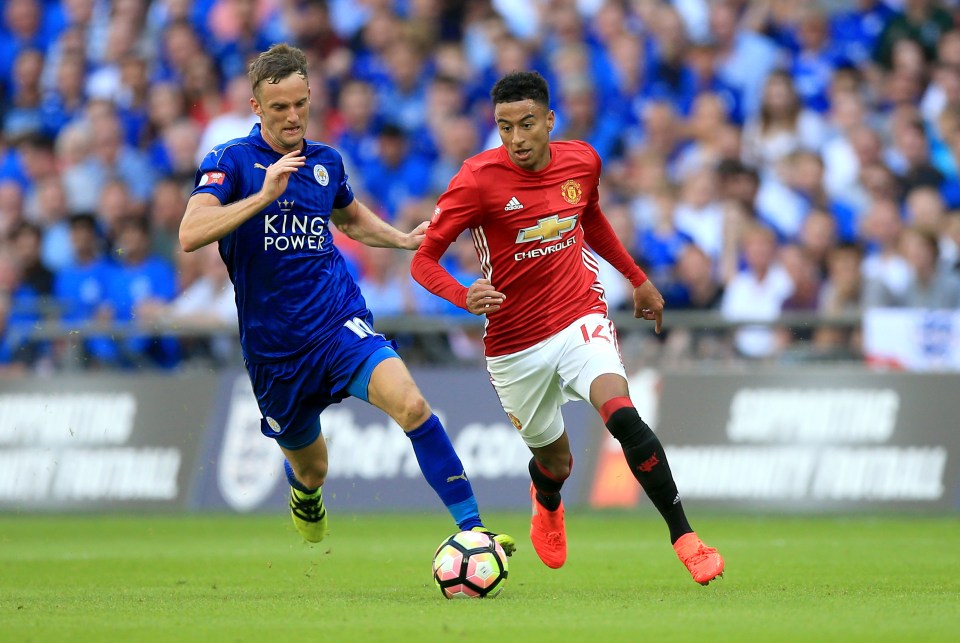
[465,278,505,316]
[633,280,664,334]
[402,221,429,250]
[259,149,305,203]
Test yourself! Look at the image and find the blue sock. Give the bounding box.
[284,459,318,494]
[406,414,482,530]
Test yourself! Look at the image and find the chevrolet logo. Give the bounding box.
[516,214,578,243]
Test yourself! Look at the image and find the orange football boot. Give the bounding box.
[673,532,724,585]
[529,483,567,569]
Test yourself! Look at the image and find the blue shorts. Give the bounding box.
[247,318,398,450]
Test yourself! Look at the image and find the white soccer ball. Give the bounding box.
[431,530,509,599]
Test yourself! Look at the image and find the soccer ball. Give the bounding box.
[432,530,509,599]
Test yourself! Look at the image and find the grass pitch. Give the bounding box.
[0,511,957,642]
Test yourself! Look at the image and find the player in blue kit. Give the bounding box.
[180,43,514,552]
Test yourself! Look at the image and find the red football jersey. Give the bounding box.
[411,141,646,357]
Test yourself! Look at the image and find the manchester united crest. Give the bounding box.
[508,413,523,431]
[561,179,582,204]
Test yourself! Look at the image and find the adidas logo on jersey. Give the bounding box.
[504,196,524,211]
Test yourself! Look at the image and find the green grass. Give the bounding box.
[0,512,958,642]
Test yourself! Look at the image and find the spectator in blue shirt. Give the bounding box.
[362,123,431,222]
[791,7,844,114]
[0,0,53,99]
[829,0,896,69]
[54,212,116,367]
[4,48,45,140]
[554,74,625,162]
[331,79,382,178]
[4,220,53,366]
[102,216,179,368]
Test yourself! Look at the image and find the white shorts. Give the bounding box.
[486,313,626,448]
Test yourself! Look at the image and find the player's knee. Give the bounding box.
[395,395,431,430]
[296,461,328,489]
[605,406,655,449]
[548,460,572,481]
[539,453,572,480]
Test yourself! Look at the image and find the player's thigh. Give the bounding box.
[487,347,565,449]
[365,356,431,429]
[247,355,325,450]
[557,314,629,404]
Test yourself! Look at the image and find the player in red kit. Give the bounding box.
[411,71,724,584]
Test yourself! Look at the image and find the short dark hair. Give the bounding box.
[69,212,98,231]
[491,71,550,107]
[248,43,308,97]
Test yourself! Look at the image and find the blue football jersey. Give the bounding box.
[192,124,367,363]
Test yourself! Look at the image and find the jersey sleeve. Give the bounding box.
[580,145,647,288]
[332,151,355,209]
[192,147,240,205]
[410,165,484,310]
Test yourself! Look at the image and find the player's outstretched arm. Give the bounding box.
[180,149,305,252]
[331,199,426,250]
[633,280,664,334]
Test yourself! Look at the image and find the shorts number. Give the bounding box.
[580,323,611,344]
[345,317,379,339]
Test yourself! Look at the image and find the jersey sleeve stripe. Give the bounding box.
[471,226,494,281]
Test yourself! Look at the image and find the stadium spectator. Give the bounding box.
[742,70,827,169]
[861,198,912,304]
[194,74,260,166]
[377,37,431,134]
[0,180,25,239]
[147,176,188,262]
[866,224,960,308]
[428,115,480,196]
[674,166,725,261]
[84,101,156,207]
[636,182,692,286]
[3,220,53,367]
[554,76,615,156]
[779,242,823,317]
[362,123,431,221]
[5,47,46,139]
[813,241,865,356]
[822,91,875,207]
[721,221,794,358]
[674,92,737,180]
[667,242,725,312]
[708,0,783,118]
[357,245,412,319]
[28,175,73,271]
[873,0,954,70]
[136,242,237,366]
[331,79,381,176]
[798,207,840,277]
[829,0,896,71]
[102,216,178,368]
[53,212,114,368]
[40,44,87,138]
[95,177,138,240]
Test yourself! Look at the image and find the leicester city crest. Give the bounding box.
[314,164,330,186]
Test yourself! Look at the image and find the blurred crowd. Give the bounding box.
[2,0,960,373]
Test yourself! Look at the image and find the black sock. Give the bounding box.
[528,456,567,511]
[605,406,692,544]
